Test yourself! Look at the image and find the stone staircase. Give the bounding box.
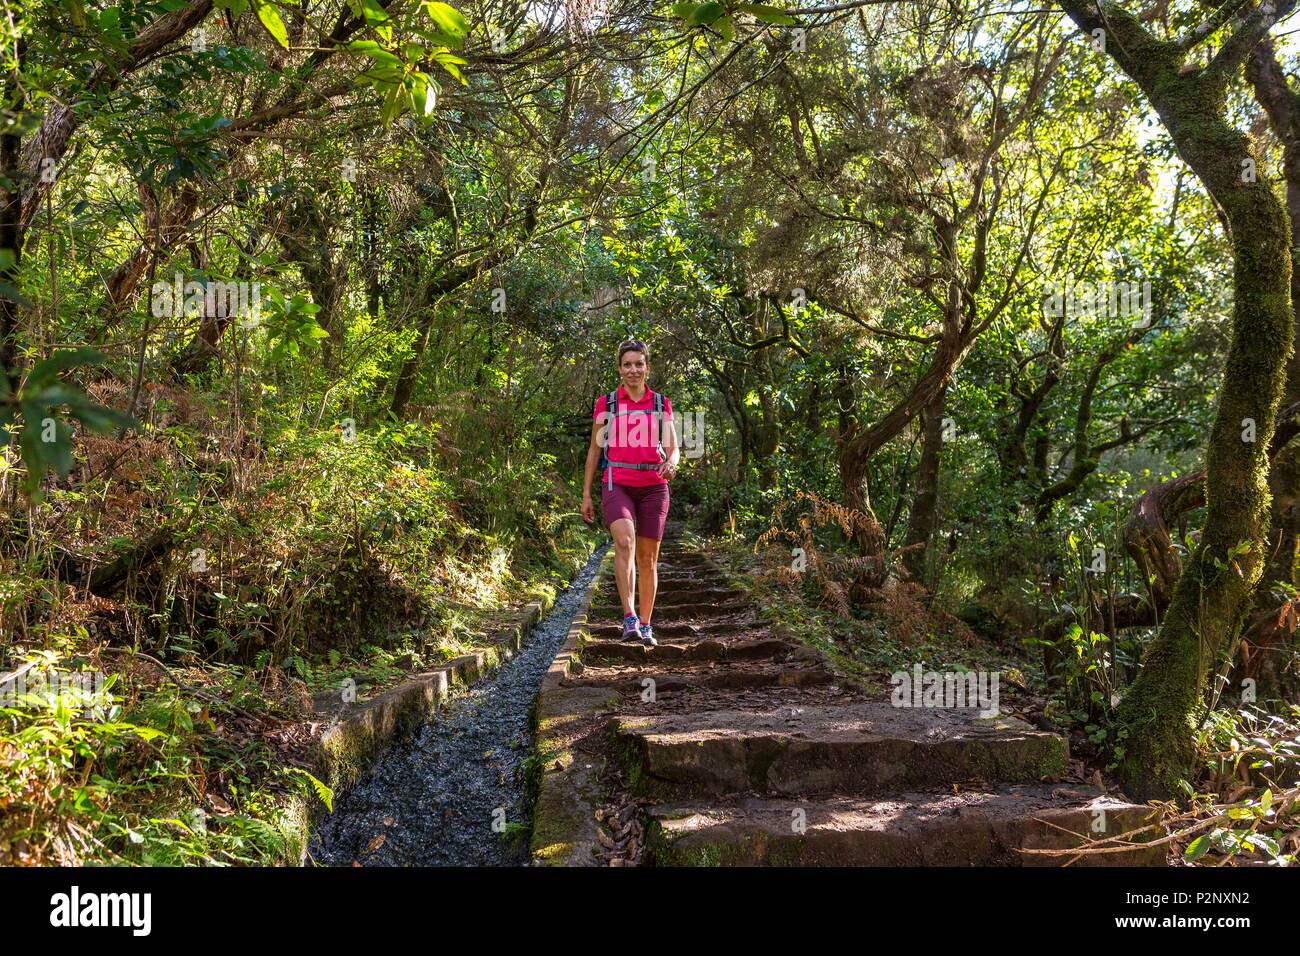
[537,527,1164,866]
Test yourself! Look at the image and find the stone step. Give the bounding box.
[595,586,741,604]
[577,665,837,695]
[643,786,1164,866]
[581,636,799,665]
[598,569,722,583]
[653,557,719,570]
[582,618,760,641]
[596,582,724,595]
[612,702,1067,798]
[588,599,751,617]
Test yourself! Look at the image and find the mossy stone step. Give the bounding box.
[612,702,1068,798]
[576,666,836,695]
[643,786,1163,866]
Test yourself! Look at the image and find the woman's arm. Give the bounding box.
[584,419,602,497]
[659,404,680,478]
[582,419,602,522]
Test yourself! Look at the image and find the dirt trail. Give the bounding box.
[531,524,1164,866]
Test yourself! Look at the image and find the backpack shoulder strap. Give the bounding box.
[603,388,619,488]
[653,390,665,455]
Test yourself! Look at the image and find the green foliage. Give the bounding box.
[285,767,334,813]
[262,291,327,362]
[0,647,296,865]
[1177,707,1300,865]
[670,0,797,42]
[346,0,468,125]
[1,350,135,498]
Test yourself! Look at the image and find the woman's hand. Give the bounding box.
[582,494,596,523]
[657,459,678,481]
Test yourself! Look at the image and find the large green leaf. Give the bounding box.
[252,0,291,49]
[353,0,394,42]
[423,1,468,45]
[25,348,104,390]
[379,81,405,124]
[685,2,725,26]
[64,0,88,29]
[736,3,797,25]
[1183,829,1223,862]
[4,349,137,496]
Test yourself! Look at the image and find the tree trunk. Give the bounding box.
[1234,449,1300,698]
[1238,36,1300,699]
[835,363,886,599]
[0,94,23,399]
[276,196,348,369]
[1061,1,1296,798]
[901,383,948,584]
[754,351,781,491]
[95,185,200,334]
[391,306,438,419]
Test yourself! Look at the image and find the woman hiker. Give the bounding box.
[581,339,680,648]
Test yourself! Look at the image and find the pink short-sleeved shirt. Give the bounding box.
[593,385,673,487]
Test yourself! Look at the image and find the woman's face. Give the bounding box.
[620,349,648,388]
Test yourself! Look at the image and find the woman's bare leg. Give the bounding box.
[610,518,637,617]
[636,535,662,623]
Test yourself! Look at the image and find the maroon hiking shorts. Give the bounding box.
[601,482,671,541]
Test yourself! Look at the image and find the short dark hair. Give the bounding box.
[618,339,649,364]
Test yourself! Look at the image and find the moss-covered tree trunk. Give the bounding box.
[901,383,948,584]
[1240,36,1300,699]
[1062,0,1294,799]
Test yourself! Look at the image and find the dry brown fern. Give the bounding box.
[754,490,891,616]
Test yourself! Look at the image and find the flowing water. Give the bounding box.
[308,543,608,866]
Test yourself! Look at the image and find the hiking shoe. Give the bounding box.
[622,613,642,641]
[639,623,657,648]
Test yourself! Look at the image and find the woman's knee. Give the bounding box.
[612,527,636,554]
